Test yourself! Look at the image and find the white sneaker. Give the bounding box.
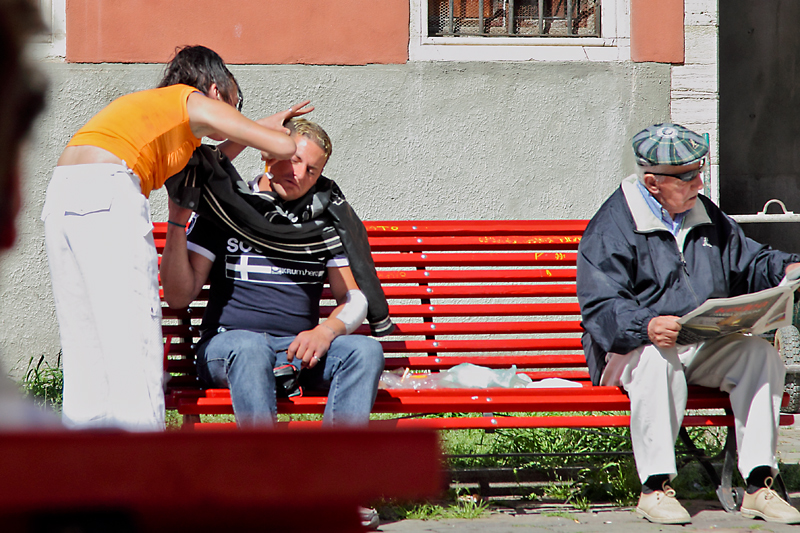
[636,482,691,524]
[741,477,800,524]
[359,506,379,530]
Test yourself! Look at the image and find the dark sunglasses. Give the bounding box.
[651,159,705,182]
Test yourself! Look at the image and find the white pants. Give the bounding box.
[42,164,165,431]
[602,334,785,483]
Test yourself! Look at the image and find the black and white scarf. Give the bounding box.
[165,145,394,337]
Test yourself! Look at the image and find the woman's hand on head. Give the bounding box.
[258,100,314,134]
[187,92,296,160]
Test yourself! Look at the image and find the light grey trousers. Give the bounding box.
[43,164,165,431]
[602,334,785,483]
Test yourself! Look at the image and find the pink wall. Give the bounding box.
[67,0,685,65]
[630,0,685,64]
[66,0,410,64]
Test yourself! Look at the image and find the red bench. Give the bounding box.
[156,220,794,511]
[0,429,440,532]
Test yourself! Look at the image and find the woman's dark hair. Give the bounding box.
[0,0,47,224]
[158,45,242,111]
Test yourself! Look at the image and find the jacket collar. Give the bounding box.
[620,174,712,236]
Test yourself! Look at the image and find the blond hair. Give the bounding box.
[287,118,332,161]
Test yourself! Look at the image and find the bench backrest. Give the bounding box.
[156,220,589,402]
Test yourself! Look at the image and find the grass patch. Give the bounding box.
[18,353,63,412]
[440,414,633,469]
[401,412,731,508]
[377,490,489,521]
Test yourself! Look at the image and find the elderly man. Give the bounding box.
[577,123,800,525]
[161,118,384,431]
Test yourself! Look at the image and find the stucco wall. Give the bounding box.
[1,60,670,374]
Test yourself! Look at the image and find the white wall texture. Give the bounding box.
[0,60,670,374]
[672,0,719,201]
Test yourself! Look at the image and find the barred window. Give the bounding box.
[428,0,600,37]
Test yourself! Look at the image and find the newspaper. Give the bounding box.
[676,272,800,345]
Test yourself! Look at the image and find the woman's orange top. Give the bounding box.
[66,84,202,197]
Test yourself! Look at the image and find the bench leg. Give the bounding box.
[713,426,743,513]
[182,414,201,428]
[774,472,791,503]
[705,426,791,511]
[678,425,743,513]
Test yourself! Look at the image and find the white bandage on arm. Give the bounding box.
[336,289,368,335]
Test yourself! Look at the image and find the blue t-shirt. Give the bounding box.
[186,216,348,339]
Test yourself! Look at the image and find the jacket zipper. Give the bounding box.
[676,240,701,308]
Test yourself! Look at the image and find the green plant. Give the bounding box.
[404,499,488,520]
[540,476,579,501]
[441,414,634,470]
[165,409,183,430]
[380,489,489,521]
[576,460,640,506]
[451,492,490,519]
[538,475,593,511]
[404,502,446,520]
[18,353,63,411]
[683,426,726,457]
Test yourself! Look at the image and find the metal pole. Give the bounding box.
[566,0,573,35]
[595,0,600,36]
[479,0,485,34]
[538,0,544,35]
[448,0,454,34]
[508,0,515,34]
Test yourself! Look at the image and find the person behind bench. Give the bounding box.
[161,119,384,428]
[577,123,800,525]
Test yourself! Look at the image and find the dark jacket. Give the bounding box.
[164,144,394,336]
[577,175,800,385]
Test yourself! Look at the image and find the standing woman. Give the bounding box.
[41,45,296,430]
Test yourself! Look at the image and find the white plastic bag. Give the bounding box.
[437,363,533,389]
[380,363,537,390]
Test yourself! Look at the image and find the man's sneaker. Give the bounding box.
[636,482,691,524]
[359,506,379,530]
[741,477,800,524]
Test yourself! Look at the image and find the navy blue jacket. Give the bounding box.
[577,176,800,385]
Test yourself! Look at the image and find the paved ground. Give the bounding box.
[376,421,800,532]
[380,501,800,532]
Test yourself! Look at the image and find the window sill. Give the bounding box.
[410,37,630,61]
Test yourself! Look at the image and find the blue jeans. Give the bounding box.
[196,329,384,428]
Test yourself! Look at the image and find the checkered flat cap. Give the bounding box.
[632,123,708,166]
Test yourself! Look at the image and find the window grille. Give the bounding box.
[428,0,600,37]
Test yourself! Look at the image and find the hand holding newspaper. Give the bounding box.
[675,269,800,346]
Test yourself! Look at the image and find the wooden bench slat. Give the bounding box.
[322,302,582,318]
[374,284,577,299]
[165,320,586,338]
[381,357,589,371]
[364,220,589,236]
[365,321,585,335]
[372,252,577,267]
[165,355,591,375]
[379,339,583,353]
[180,414,796,431]
[376,268,577,283]
[178,391,731,416]
[368,235,582,252]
